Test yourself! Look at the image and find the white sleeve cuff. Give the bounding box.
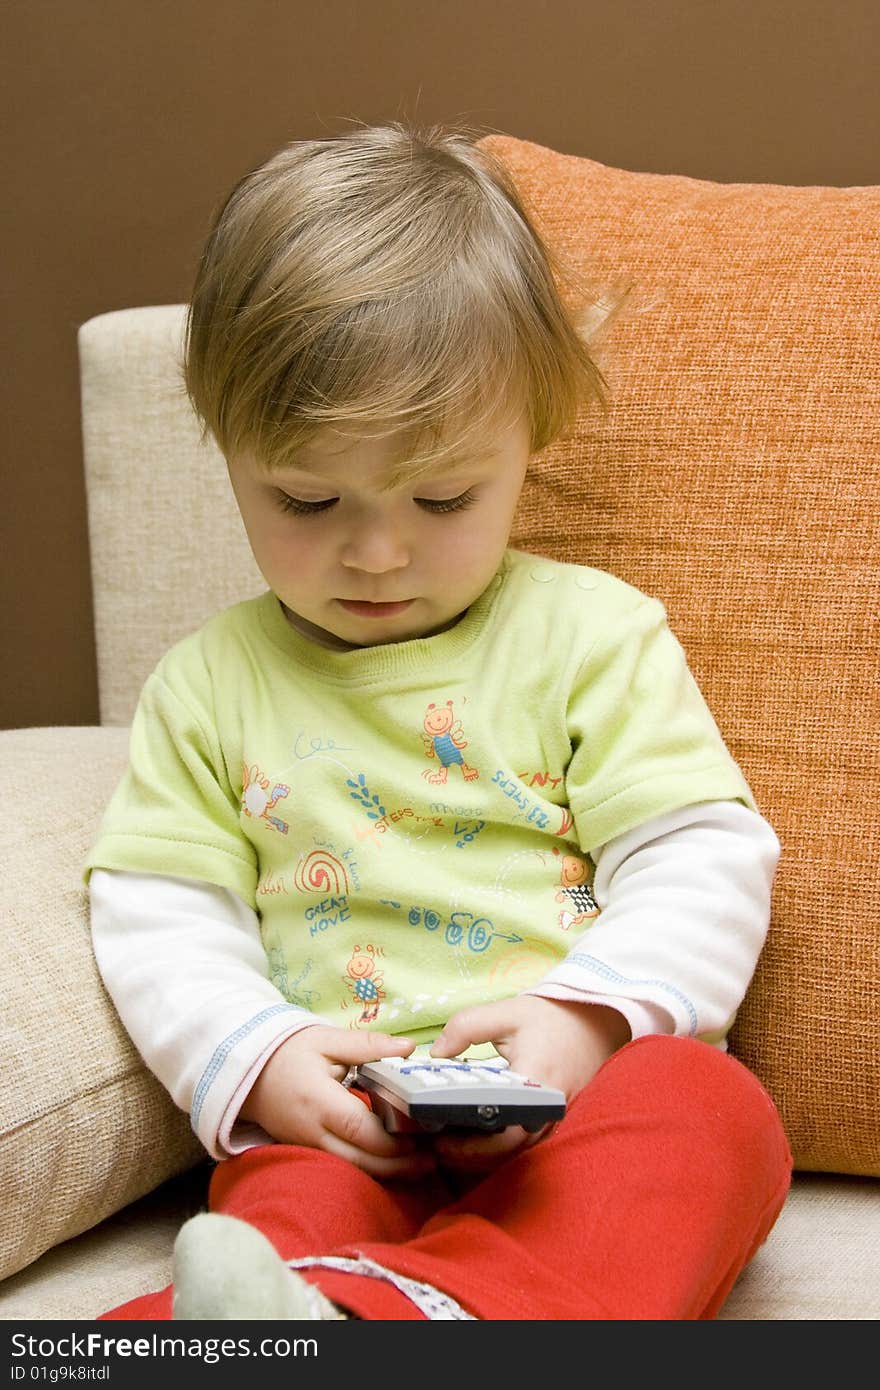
[89,869,332,1158]
[523,800,779,1043]
[525,982,668,1042]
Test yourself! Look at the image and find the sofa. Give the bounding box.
[1,135,878,1321]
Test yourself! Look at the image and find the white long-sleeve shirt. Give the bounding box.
[90,799,779,1159]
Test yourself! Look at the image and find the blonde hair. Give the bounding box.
[184,121,606,475]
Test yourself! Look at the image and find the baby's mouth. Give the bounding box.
[336,599,415,619]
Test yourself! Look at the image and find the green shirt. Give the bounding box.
[85,550,754,1046]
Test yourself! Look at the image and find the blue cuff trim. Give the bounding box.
[560,953,699,1035]
[191,1002,309,1133]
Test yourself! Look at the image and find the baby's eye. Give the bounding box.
[277,493,338,516]
[415,488,477,515]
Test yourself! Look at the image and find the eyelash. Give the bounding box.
[276,488,478,517]
[417,488,477,514]
[276,494,337,517]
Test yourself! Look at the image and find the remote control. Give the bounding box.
[352,1055,566,1133]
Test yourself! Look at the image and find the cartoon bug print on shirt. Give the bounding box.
[421,700,479,785]
[241,764,290,834]
[343,944,386,1024]
[554,848,600,931]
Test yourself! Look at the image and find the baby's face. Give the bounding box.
[226,419,531,650]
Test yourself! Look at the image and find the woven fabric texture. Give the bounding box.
[485,135,879,1176]
[79,306,264,728]
[0,727,205,1281]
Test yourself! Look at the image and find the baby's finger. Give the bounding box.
[429,1004,507,1059]
[319,1030,416,1071]
[321,1089,436,1178]
[323,1081,420,1160]
[324,1134,437,1181]
[434,1124,536,1172]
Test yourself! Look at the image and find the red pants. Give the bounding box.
[103,1036,791,1320]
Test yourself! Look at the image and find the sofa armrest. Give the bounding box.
[0,726,205,1284]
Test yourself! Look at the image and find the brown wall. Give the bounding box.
[3,0,879,729]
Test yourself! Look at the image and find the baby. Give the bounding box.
[86,122,791,1321]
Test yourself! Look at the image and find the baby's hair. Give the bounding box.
[184,120,607,477]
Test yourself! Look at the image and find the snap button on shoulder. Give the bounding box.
[529,563,557,584]
[574,570,600,591]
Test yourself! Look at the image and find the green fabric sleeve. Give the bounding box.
[566,595,755,852]
[83,654,258,905]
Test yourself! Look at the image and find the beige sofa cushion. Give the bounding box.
[0,727,205,1282]
[79,305,264,728]
[485,135,879,1177]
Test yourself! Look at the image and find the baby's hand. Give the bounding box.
[428,996,630,1172]
[239,1026,436,1180]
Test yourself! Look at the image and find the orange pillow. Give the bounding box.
[482,135,879,1177]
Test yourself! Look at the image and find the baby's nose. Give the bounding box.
[340,519,410,573]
